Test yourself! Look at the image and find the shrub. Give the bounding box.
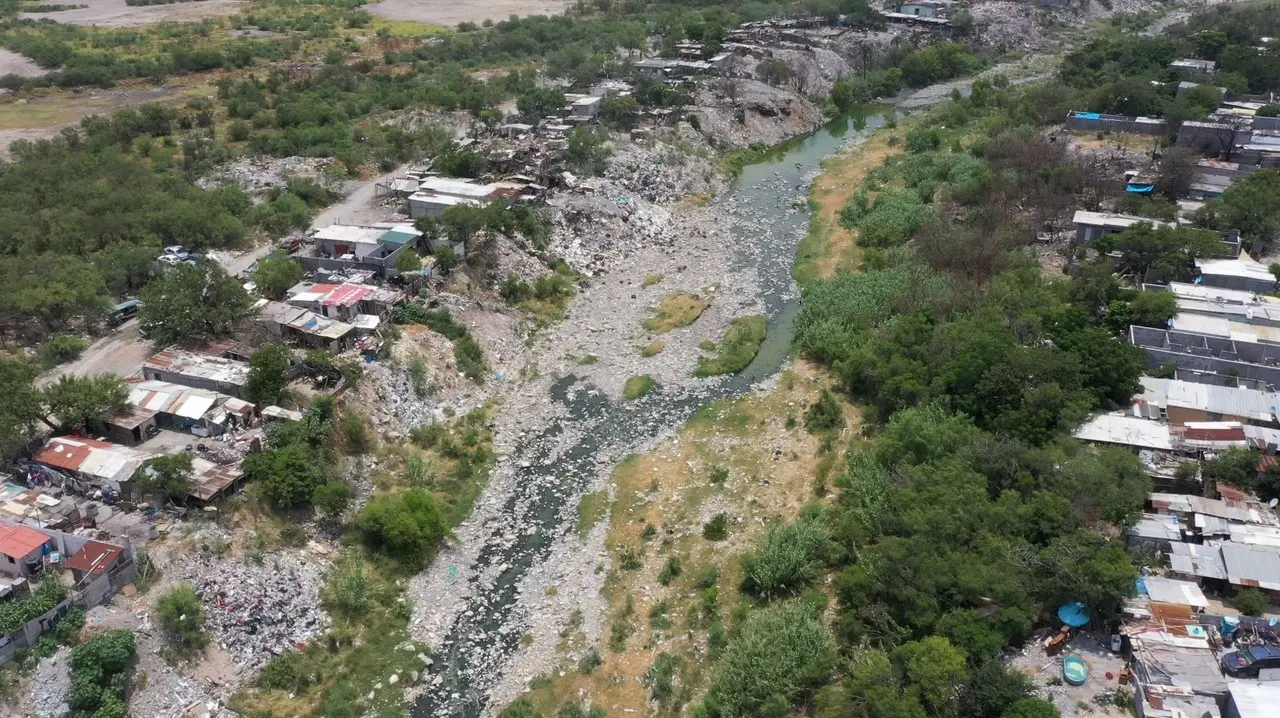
[805,389,845,433]
[39,335,87,367]
[69,629,135,717]
[658,556,682,585]
[312,482,352,518]
[356,489,449,567]
[342,414,370,454]
[705,602,837,717]
[703,514,729,541]
[323,553,370,618]
[740,518,830,599]
[623,375,655,400]
[257,651,312,693]
[155,583,207,652]
[1235,588,1267,616]
[696,564,720,589]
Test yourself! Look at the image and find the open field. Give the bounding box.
[24,0,245,27]
[365,0,570,27]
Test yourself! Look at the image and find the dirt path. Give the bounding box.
[24,0,245,27]
[365,0,570,27]
[39,319,154,385]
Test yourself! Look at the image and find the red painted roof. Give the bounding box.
[0,524,49,559]
[322,283,373,307]
[64,540,123,575]
[32,436,115,472]
[1259,455,1279,473]
[1184,426,1247,441]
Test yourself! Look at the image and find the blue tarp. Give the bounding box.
[1126,183,1156,194]
[1058,602,1090,627]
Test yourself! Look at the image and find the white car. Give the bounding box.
[162,245,186,256]
[158,255,184,266]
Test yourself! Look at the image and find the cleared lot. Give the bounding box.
[365,0,569,27]
[0,48,49,78]
[24,0,244,27]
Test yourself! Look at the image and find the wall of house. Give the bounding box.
[143,368,246,399]
[1066,113,1167,135]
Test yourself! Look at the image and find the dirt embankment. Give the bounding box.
[365,0,570,27]
[690,78,825,150]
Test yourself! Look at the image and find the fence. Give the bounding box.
[1065,111,1168,136]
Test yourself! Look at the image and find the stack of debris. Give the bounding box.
[176,551,331,671]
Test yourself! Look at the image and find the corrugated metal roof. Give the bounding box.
[1142,576,1209,608]
[64,540,122,575]
[0,523,49,559]
[1168,541,1228,580]
[1222,542,1280,590]
[1074,414,1174,450]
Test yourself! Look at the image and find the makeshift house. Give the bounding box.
[63,539,124,582]
[300,223,422,279]
[142,347,251,398]
[31,436,151,495]
[0,523,51,578]
[103,380,254,444]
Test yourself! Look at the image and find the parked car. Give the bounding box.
[278,237,301,253]
[162,245,186,256]
[1222,645,1280,676]
[158,254,184,266]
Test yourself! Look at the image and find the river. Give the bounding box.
[410,105,892,718]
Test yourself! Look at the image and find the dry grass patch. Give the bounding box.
[642,292,710,334]
[622,375,655,401]
[640,342,664,357]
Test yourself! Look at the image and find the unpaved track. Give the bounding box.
[24,0,244,27]
[365,0,570,27]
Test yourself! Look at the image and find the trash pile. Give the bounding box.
[604,129,721,204]
[196,156,334,192]
[174,551,331,672]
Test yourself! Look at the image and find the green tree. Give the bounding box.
[155,583,208,652]
[892,636,969,715]
[395,250,423,273]
[252,253,304,300]
[136,452,193,502]
[312,482,352,517]
[1093,224,1225,281]
[139,263,254,345]
[756,58,794,87]
[516,87,566,122]
[245,443,324,508]
[1215,169,1280,248]
[1202,446,1261,492]
[1038,530,1137,618]
[0,357,47,458]
[245,345,292,407]
[355,489,449,567]
[1234,588,1268,617]
[435,246,460,275]
[599,94,641,129]
[44,374,129,431]
[705,601,838,717]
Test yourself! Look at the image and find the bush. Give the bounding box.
[1235,588,1267,616]
[658,556,682,585]
[324,553,370,618]
[342,414,370,454]
[69,629,135,717]
[257,651,312,693]
[805,389,845,433]
[705,601,837,717]
[39,335,86,368]
[312,482,352,517]
[155,583,207,652]
[740,518,830,599]
[703,514,729,541]
[356,489,449,567]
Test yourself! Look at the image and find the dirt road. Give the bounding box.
[24,0,244,27]
[41,319,153,385]
[365,0,569,27]
[310,164,409,228]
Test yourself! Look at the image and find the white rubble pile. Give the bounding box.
[545,181,675,276]
[28,646,71,718]
[604,128,722,204]
[173,551,331,672]
[196,155,334,192]
[765,46,853,98]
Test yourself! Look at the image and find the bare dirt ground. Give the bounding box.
[40,319,153,385]
[365,0,570,27]
[0,48,49,79]
[24,0,245,27]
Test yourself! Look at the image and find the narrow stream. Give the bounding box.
[412,106,891,718]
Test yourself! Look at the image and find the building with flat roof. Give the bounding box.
[1196,256,1276,294]
[1130,325,1280,390]
[142,347,251,398]
[1073,210,1176,246]
[1136,376,1279,427]
[300,223,422,280]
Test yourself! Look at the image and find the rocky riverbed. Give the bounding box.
[406,107,893,717]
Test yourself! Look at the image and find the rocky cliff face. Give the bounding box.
[690,79,826,149]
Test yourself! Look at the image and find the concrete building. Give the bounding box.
[897,0,955,18]
[142,347,250,398]
[1129,325,1280,389]
[0,524,51,578]
[300,223,421,280]
[1137,376,1280,427]
[1195,256,1276,293]
[1064,110,1168,135]
[285,281,401,324]
[1170,59,1217,74]
[1072,210,1175,246]
[570,96,602,119]
[1228,681,1280,718]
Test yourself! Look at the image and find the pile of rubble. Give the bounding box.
[970,1,1051,53]
[545,181,675,275]
[173,550,331,672]
[604,128,721,204]
[196,155,334,192]
[28,646,71,718]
